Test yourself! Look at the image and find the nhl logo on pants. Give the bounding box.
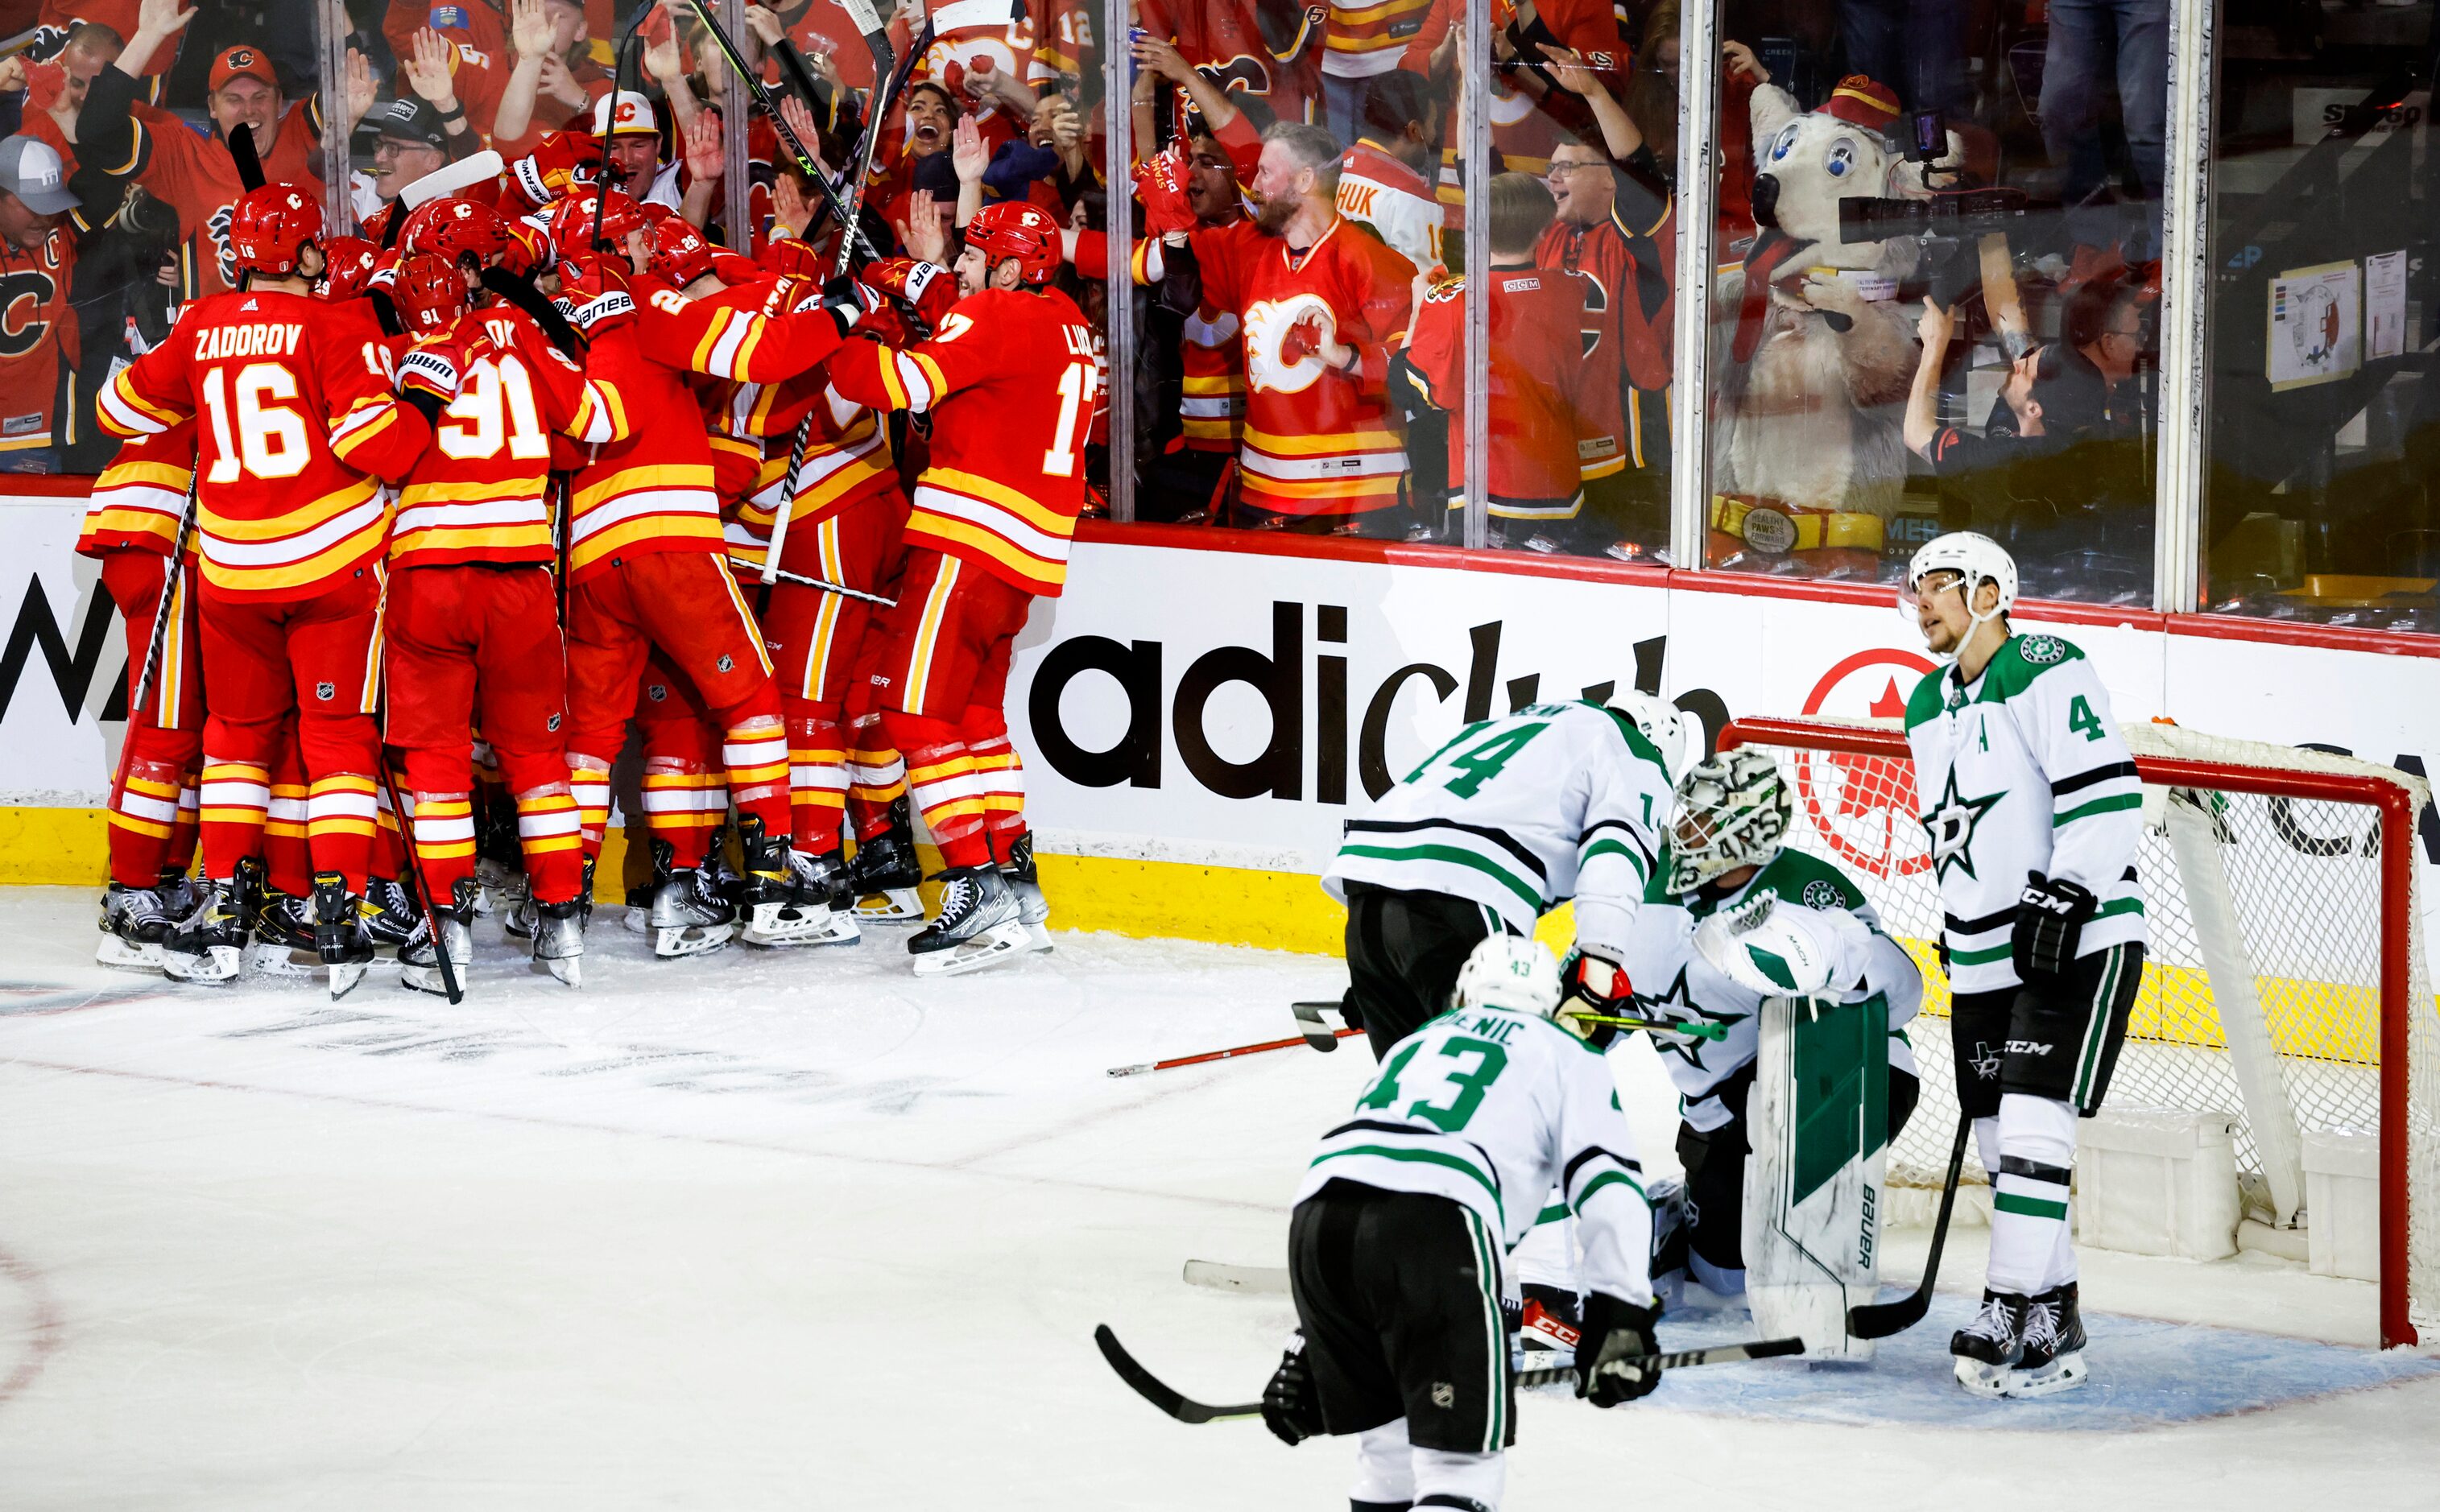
[547,713,561,731]
[717,654,734,673]
[1430,1382,1455,1408]
[315,681,335,700]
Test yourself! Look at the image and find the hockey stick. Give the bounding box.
[228,122,264,190]
[1565,1010,1730,1041]
[722,553,895,605]
[1847,1111,1971,1340]
[1106,1027,1363,1077]
[590,3,657,250]
[375,750,464,1004]
[102,471,201,846]
[1094,1325,1805,1424]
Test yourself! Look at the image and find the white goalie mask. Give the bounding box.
[1900,531,2018,661]
[1608,692,1694,788]
[1666,748,1793,894]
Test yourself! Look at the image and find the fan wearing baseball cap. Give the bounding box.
[0,134,85,473]
[75,0,329,300]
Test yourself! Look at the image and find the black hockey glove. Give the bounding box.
[1574,1292,1661,1408]
[2012,873,2098,983]
[1261,1332,1324,1446]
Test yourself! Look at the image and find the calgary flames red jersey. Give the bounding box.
[564,274,848,581]
[392,304,624,569]
[1187,217,1415,516]
[98,290,422,600]
[0,222,76,455]
[1535,188,1673,477]
[1136,0,1322,127]
[114,101,329,300]
[77,421,195,558]
[829,284,1097,597]
[1400,266,1598,517]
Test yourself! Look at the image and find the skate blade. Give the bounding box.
[96,936,169,974]
[909,922,1032,977]
[654,920,738,959]
[2004,1353,2088,1398]
[1952,1356,2016,1398]
[163,945,242,985]
[1020,922,1055,954]
[328,960,371,1000]
[242,942,322,979]
[742,903,862,948]
[853,887,924,922]
[533,952,583,988]
[399,963,464,998]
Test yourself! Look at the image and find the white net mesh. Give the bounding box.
[1735,717,2440,1344]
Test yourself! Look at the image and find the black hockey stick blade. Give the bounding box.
[1512,1334,1805,1388]
[1291,999,1345,1051]
[1847,1112,1973,1340]
[228,123,265,191]
[1094,1325,1262,1423]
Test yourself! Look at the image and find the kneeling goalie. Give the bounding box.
[1262,936,1657,1511]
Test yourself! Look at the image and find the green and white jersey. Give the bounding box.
[1322,701,1676,956]
[1904,631,2148,994]
[1619,846,1924,1132]
[1295,1002,1655,1307]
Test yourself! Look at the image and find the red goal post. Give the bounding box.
[1718,714,2436,1350]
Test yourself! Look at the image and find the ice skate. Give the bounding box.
[740,834,860,948]
[624,838,676,936]
[399,879,477,997]
[1951,1290,2030,1398]
[529,898,585,986]
[361,876,422,955]
[155,868,204,923]
[651,863,738,958]
[311,872,376,1000]
[97,881,173,973]
[2007,1283,2088,1398]
[485,857,531,934]
[847,799,924,922]
[1002,829,1053,953]
[160,877,246,985]
[245,888,322,978]
[908,865,1029,977]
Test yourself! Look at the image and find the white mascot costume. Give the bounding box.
[1709,75,1957,575]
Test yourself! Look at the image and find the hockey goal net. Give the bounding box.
[1718,715,2438,1349]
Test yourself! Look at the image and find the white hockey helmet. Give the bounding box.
[1608,692,1694,788]
[1901,531,2017,656]
[1666,748,1793,894]
[1452,934,1563,1018]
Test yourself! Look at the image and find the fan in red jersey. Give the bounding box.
[1142,120,1416,534]
[826,200,1097,976]
[97,184,432,996]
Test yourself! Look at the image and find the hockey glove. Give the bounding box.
[1260,1331,1324,1447]
[1574,1292,1661,1408]
[819,275,882,338]
[2012,872,2097,983]
[1560,948,1633,1009]
[858,257,957,333]
[552,253,636,336]
[396,337,464,420]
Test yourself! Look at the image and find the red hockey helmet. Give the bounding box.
[229,184,325,278]
[391,250,469,335]
[316,236,383,301]
[546,188,647,261]
[642,205,716,287]
[401,196,514,270]
[962,200,1061,285]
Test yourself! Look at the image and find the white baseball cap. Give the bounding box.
[0,136,77,216]
[589,90,660,139]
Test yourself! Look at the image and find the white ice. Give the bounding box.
[2,885,2435,1510]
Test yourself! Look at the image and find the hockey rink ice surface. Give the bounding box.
[3,886,2438,1510]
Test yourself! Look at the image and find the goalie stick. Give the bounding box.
[1846,1112,1971,1340]
[1094,1325,1803,1424]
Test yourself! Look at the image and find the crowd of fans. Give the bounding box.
[0,0,2173,591]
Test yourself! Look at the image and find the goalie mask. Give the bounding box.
[1667,749,1792,895]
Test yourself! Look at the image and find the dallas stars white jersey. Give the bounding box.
[1294,1002,1655,1308]
[1322,701,1675,956]
[1904,631,2148,994]
[1619,845,1924,1130]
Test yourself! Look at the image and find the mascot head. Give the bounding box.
[1748,76,1955,274]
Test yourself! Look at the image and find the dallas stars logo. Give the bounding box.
[1968,1041,2004,1080]
[1634,968,1739,1072]
[1922,766,2004,882]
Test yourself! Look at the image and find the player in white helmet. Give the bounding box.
[1261,935,1660,1511]
[1321,693,1692,1059]
[1902,531,2147,1397]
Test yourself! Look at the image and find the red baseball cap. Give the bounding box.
[209,45,279,96]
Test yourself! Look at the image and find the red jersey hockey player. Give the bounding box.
[383,200,624,992]
[97,184,430,994]
[826,201,1094,975]
[1396,172,1600,535]
[80,422,203,969]
[1146,121,1417,531]
[544,188,864,957]
[78,21,331,300]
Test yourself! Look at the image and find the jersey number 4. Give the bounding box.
[1356,1035,1509,1133]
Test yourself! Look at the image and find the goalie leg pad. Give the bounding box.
[1744,994,1888,1360]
